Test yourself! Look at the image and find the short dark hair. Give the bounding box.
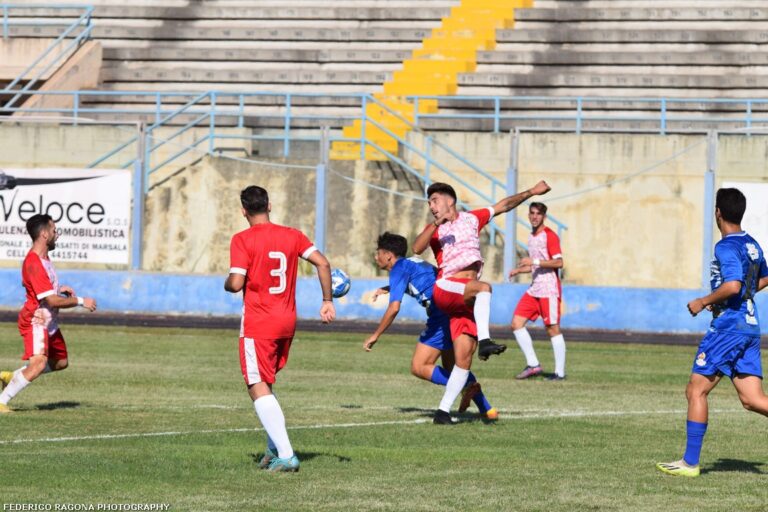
[530,202,548,215]
[26,213,53,241]
[716,188,746,224]
[426,182,457,204]
[377,232,407,258]
[240,186,269,215]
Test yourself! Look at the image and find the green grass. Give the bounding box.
[1,322,768,511]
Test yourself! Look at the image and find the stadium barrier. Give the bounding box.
[0,268,765,335]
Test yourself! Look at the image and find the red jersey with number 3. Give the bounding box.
[229,223,317,339]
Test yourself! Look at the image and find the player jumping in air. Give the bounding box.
[363,232,498,420]
[225,186,335,472]
[0,214,97,413]
[413,180,551,424]
[657,188,768,477]
[508,202,567,380]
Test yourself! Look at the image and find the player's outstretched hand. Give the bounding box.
[519,257,533,267]
[320,302,336,323]
[371,288,388,303]
[508,268,521,280]
[363,335,378,352]
[687,298,705,317]
[82,297,97,312]
[530,180,551,196]
[60,285,76,297]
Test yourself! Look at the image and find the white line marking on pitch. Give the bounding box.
[0,408,744,446]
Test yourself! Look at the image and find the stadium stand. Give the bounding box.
[5,1,768,139]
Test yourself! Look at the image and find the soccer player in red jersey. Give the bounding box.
[412,180,551,424]
[0,214,97,413]
[508,202,567,380]
[225,186,335,472]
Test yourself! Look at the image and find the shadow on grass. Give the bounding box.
[249,452,352,465]
[396,407,498,424]
[34,401,81,411]
[702,458,766,475]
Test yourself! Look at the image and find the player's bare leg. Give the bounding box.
[410,343,446,381]
[657,373,720,477]
[464,280,506,360]
[732,374,768,416]
[248,382,298,472]
[434,334,477,424]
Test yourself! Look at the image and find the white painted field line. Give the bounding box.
[0,408,745,446]
[0,418,429,445]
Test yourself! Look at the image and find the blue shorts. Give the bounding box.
[692,330,763,379]
[418,309,452,351]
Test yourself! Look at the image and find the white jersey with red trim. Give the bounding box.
[527,226,562,298]
[429,207,493,279]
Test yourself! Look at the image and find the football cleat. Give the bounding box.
[458,382,481,413]
[258,447,277,469]
[0,403,13,414]
[484,407,499,421]
[656,459,700,477]
[267,454,300,472]
[515,365,543,380]
[547,374,566,381]
[433,409,456,425]
[477,339,507,361]
[0,371,11,391]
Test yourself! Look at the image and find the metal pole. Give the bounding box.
[504,128,520,278]
[315,126,329,253]
[702,130,717,289]
[131,122,147,271]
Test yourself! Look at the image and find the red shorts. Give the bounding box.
[433,277,477,341]
[239,336,293,385]
[20,327,67,361]
[514,293,561,326]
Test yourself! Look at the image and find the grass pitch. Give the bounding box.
[1,322,768,511]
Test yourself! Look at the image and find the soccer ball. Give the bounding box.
[331,268,351,298]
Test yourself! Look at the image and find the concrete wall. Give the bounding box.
[3,126,768,288]
[0,268,766,335]
[0,38,71,80]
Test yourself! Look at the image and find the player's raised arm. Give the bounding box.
[492,180,551,217]
[306,251,335,323]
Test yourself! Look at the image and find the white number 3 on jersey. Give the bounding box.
[268,251,287,294]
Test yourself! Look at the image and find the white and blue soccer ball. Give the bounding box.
[331,268,351,298]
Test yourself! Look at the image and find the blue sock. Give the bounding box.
[465,372,492,413]
[430,366,450,386]
[683,420,708,466]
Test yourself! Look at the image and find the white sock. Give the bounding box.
[253,394,293,459]
[474,291,492,340]
[0,368,31,405]
[513,328,540,367]
[438,366,470,413]
[551,334,566,377]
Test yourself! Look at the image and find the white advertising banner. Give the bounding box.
[0,168,132,264]
[722,181,768,250]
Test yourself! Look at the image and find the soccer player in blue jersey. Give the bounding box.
[657,188,768,477]
[363,232,498,422]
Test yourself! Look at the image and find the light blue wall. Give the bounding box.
[1,269,766,334]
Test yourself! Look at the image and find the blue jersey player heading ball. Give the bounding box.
[363,232,498,421]
[657,188,768,477]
